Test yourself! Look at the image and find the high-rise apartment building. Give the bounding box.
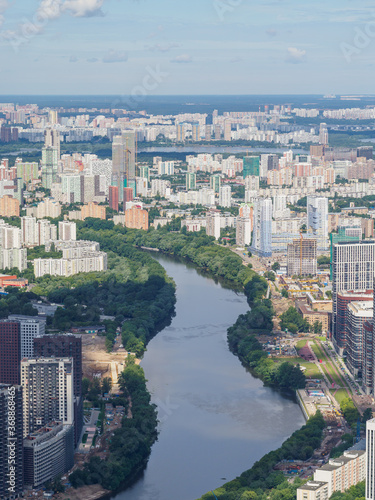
[260,154,279,179]
[186,173,196,190]
[33,334,83,444]
[287,238,317,277]
[307,196,329,250]
[251,197,272,257]
[243,156,260,178]
[58,221,76,241]
[7,316,46,360]
[236,217,252,247]
[192,123,200,142]
[332,241,375,353]
[346,301,373,377]
[41,129,60,189]
[206,211,221,240]
[224,120,232,141]
[81,202,106,220]
[319,123,329,145]
[0,195,19,217]
[176,123,186,142]
[0,384,23,500]
[23,422,74,489]
[21,358,74,437]
[0,321,21,385]
[108,185,119,212]
[218,185,231,208]
[210,174,221,193]
[112,131,136,200]
[124,206,149,230]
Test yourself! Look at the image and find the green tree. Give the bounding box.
[271,262,280,272]
[101,377,112,395]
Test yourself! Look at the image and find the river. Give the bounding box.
[113,255,304,500]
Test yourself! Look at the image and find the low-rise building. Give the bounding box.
[297,481,329,500]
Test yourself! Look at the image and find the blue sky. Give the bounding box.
[0,0,374,94]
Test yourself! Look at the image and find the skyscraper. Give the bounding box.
[243,156,260,179]
[33,334,83,444]
[332,241,375,353]
[307,196,329,250]
[21,358,74,437]
[251,197,272,257]
[319,123,329,145]
[0,321,21,385]
[41,129,60,189]
[0,384,23,500]
[112,131,136,200]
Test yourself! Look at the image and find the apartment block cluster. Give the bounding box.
[0,313,83,498]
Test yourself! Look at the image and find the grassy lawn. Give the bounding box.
[334,388,351,405]
[316,336,327,341]
[296,339,308,350]
[283,356,323,379]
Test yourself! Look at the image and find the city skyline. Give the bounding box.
[0,1,374,95]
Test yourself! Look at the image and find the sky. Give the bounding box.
[0,0,374,95]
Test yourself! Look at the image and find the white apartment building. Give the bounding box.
[157,161,174,175]
[314,451,366,497]
[297,481,329,500]
[0,248,27,271]
[151,179,171,198]
[58,221,77,241]
[307,195,329,250]
[0,223,22,249]
[251,197,273,257]
[34,252,107,278]
[218,185,232,208]
[206,211,221,240]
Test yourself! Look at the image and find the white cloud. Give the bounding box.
[63,0,105,17]
[146,42,181,53]
[36,0,63,21]
[171,54,193,64]
[102,49,128,63]
[69,55,78,62]
[286,47,306,64]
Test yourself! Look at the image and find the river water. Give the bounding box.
[113,255,304,500]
